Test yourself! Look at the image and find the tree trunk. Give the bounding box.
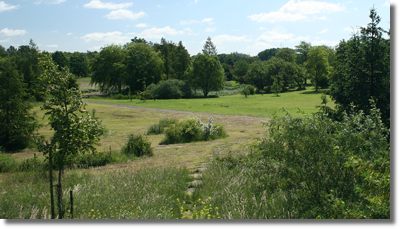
[58,168,63,219]
[49,150,55,219]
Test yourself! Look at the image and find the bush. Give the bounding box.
[121,134,153,157]
[241,85,255,98]
[19,155,46,172]
[146,118,178,135]
[161,117,227,145]
[255,103,390,219]
[147,79,192,100]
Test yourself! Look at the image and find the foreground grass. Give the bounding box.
[0,149,295,219]
[85,88,330,118]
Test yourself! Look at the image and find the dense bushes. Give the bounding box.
[254,104,390,219]
[146,118,178,135]
[147,79,192,100]
[160,117,227,145]
[121,134,153,157]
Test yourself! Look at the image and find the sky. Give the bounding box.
[0,0,392,56]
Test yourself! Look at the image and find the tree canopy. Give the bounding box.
[329,8,390,127]
[190,54,225,97]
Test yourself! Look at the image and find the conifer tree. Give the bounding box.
[0,57,38,152]
[202,37,218,55]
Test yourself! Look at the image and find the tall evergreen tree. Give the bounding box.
[202,37,218,55]
[329,8,390,127]
[0,57,38,152]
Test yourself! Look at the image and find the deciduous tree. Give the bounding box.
[191,54,224,97]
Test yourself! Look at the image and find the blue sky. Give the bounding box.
[0,0,391,56]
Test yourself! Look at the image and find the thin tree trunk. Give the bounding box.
[58,168,63,219]
[49,150,55,219]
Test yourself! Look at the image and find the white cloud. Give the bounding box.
[83,0,132,10]
[0,28,27,36]
[81,31,130,44]
[248,0,345,23]
[246,41,274,53]
[191,0,199,3]
[318,28,329,34]
[105,10,146,20]
[183,28,198,36]
[0,38,10,42]
[384,0,390,7]
[248,11,307,23]
[0,1,19,12]
[211,34,252,45]
[35,0,66,4]
[311,39,339,47]
[135,23,148,28]
[281,0,345,15]
[181,17,214,25]
[256,30,310,43]
[138,26,184,39]
[45,44,58,48]
[67,32,72,36]
[205,27,216,32]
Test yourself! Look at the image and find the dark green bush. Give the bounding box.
[74,152,112,167]
[147,79,192,100]
[19,155,45,172]
[121,134,153,157]
[255,104,390,219]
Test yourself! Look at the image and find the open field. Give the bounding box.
[85,87,330,118]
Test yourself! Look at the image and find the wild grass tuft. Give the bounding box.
[146,118,178,135]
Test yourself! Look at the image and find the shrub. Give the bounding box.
[19,155,46,172]
[121,134,153,157]
[161,117,227,145]
[146,118,178,135]
[241,85,255,98]
[255,103,390,219]
[147,79,192,100]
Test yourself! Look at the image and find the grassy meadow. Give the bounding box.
[85,87,331,118]
[0,81,333,219]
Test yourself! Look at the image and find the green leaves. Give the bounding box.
[37,55,104,169]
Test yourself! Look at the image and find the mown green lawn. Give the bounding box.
[86,88,331,118]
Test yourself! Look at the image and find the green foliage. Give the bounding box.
[257,48,280,61]
[74,152,112,167]
[146,118,178,135]
[125,42,164,92]
[37,54,104,169]
[161,117,227,145]
[295,41,311,65]
[90,44,127,93]
[146,79,192,100]
[329,8,390,128]
[69,52,90,78]
[0,57,39,152]
[190,54,225,97]
[245,60,270,90]
[51,51,69,71]
[241,85,255,98]
[233,60,250,81]
[255,103,390,219]
[121,134,153,157]
[152,38,191,80]
[271,76,284,96]
[305,46,330,91]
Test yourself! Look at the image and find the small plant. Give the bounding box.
[241,85,255,98]
[271,77,284,97]
[121,134,153,157]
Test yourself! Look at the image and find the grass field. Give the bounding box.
[86,87,331,118]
